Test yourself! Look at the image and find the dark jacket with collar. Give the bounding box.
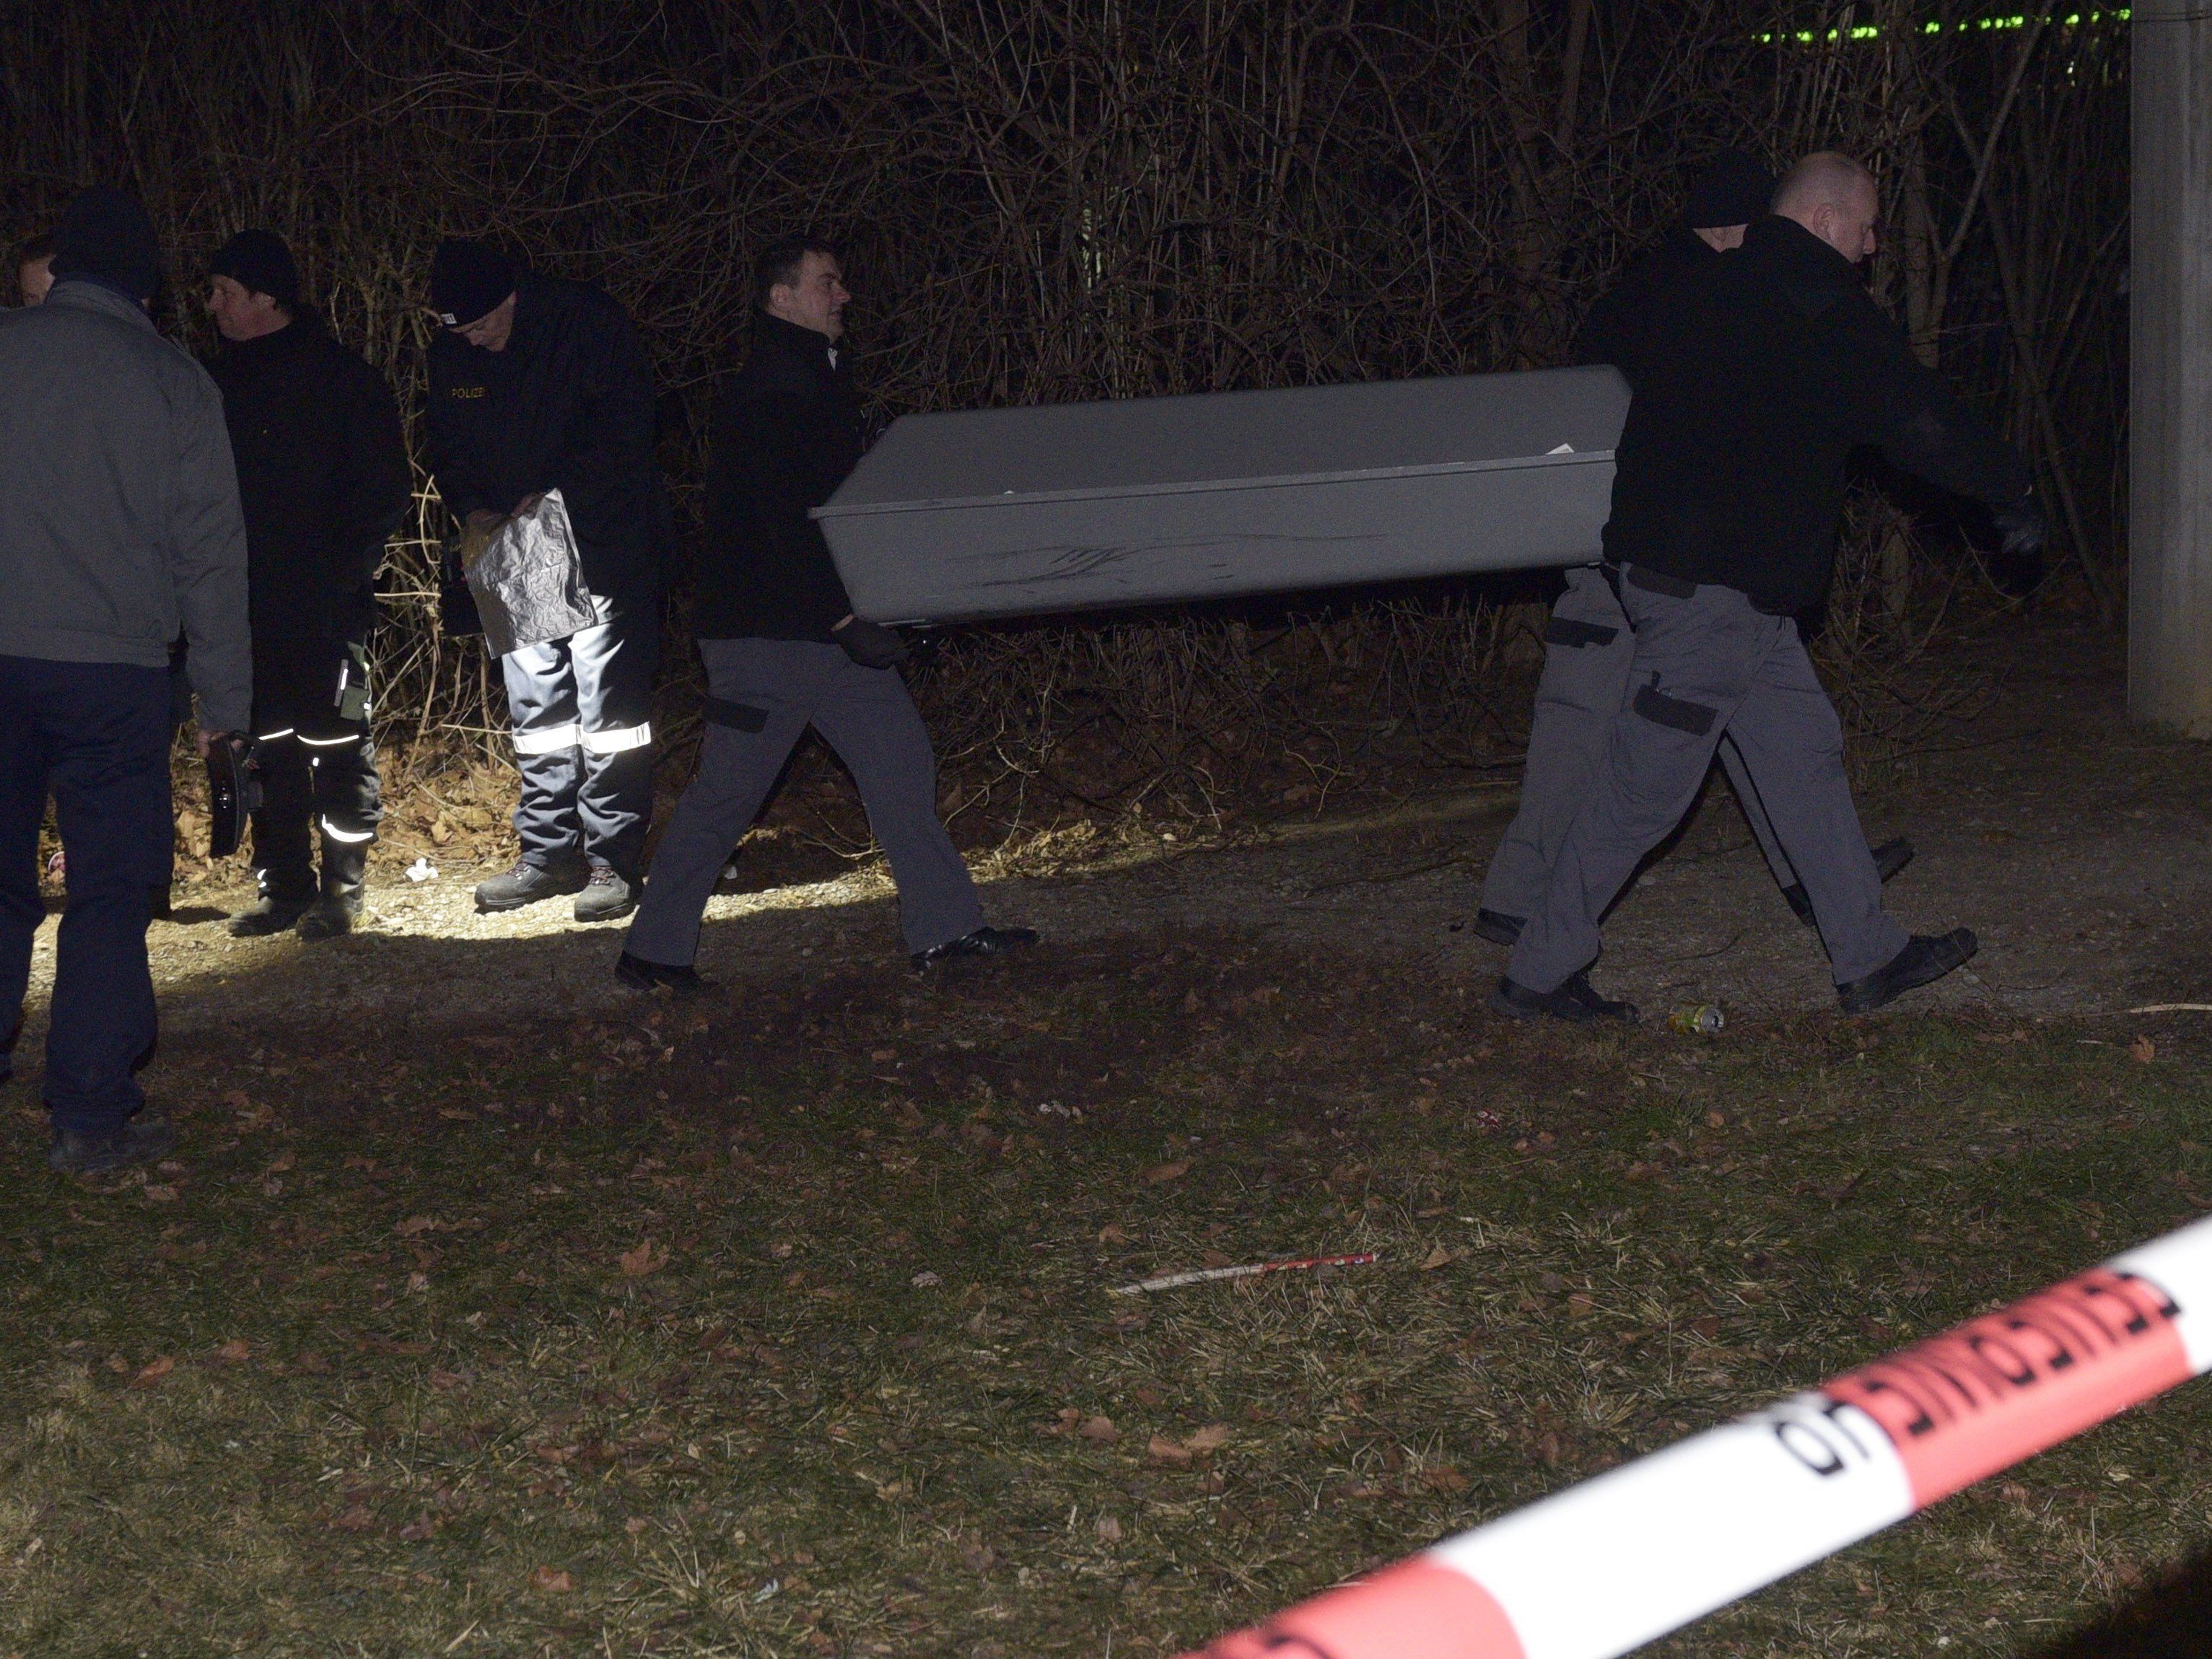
[693,312,864,643]
[1600,214,2029,614]
[424,271,668,611]
[207,313,408,731]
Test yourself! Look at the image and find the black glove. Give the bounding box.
[832,616,910,670]
[1992,495,2047,559]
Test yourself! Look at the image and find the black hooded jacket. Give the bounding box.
[206,312,408,725]
[424,271,668,610]
[1600,214,2029,614]
[1575,224,1719,388]
[692,312,864,643]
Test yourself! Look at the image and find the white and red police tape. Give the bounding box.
[1177,1214,2212,1659]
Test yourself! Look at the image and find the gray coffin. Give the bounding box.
[813,364,1628,625]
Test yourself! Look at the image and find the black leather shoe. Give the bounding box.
[614,952,709,996]
[1473,909,1525,947]
[48,1113,176,1175]
[1489,971,1639,1025]
[911,926,1040,971]
[1781,836,1917,927]
[574,867,637,924]
[1837,927,1977,1015]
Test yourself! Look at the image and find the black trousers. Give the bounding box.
[250,724,381,902]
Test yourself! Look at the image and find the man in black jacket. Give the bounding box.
[616,235,1033,988]
[1497,152,2042,1023]
[206,231,410,940]
[1477,154,1910,946]
[425,240,668,922]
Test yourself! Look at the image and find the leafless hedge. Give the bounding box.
[0,1,2127,839]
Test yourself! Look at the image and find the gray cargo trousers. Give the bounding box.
[1505,569,1907,993]
[1481,564,1799,921]
[625,637,984,966]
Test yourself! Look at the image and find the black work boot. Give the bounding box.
[297,836,369,940]
[473,857,588,914]
[1489,971,1640,1025]
[1837,929,1977,1015]
[911,925,1040,971]
[229,872,314,938]
[48,1112,175,1175]
[1782,836,1916,927]
[574,865,638,924]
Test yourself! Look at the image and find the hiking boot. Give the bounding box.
[48,1113,176,1175]
[297,836,367,940]
[614,951,709,996]
[1781,836,1917,927]
[474,858,587,914]
[228,895,312,937]
[574,867,637,924]
[1473,909,1525,947]
[1489,971,1640,1025]
[1837,928,1977,1015]
[911,925,1040,971]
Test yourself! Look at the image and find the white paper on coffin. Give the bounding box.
[813,366,1629,625]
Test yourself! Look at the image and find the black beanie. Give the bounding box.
[429,239,517,327]
[50,187,162,303]
[211,229,301,310]
[1684,151,1776,230]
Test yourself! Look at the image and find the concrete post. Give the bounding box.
[2132,0,2212,733]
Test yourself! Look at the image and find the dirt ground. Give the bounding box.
[20,616,2206,1047]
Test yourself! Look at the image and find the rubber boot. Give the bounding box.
[297,836,368,941]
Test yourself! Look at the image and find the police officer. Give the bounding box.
[616,235,1035,989]
[206,231,410,940]
[1477,152,1910,949]
[424,239,668,922]
[1495,153,2042,1023]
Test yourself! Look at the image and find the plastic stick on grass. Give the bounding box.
[1106,1251,1379,1296]
[1174,1214,2212,1659]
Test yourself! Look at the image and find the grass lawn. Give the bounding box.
[4,932,2211,1657]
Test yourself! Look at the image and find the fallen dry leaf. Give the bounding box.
[427,1368,465,1391]
[1097,1222,1129,1245]
[1419,1244,1458,1271]
[406,1272,431,1293]
[530,1566,575,1593]
[1142,1160,1190,1185]
[141,1184,178,1204]
[1094,1514,1124,1543]
[328,1503,375,1532]
[1078,1414,1119,1444]
[959,1539,997,1574]
[214,1339,250,1365]
[264,1151,296,1175]
[1147,1433,1194,1467]
[618,1238,669,1277]
[1423,1464,1470,1494]
[625,1516,650,1537]
[131,1356,175,1388]
[1184,1423,1232,1453]
[397,1513,441,1541]
[2130,1034,2157,1064]
[394,1214,439,1237]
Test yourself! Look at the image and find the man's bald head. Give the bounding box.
[1772,152,1881,265]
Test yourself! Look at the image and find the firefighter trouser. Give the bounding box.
[1481,564,1801,922]
[502,604,657,878]
[250,723,380,903]
[625,638,983,966]
[1506,570,1907,994]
